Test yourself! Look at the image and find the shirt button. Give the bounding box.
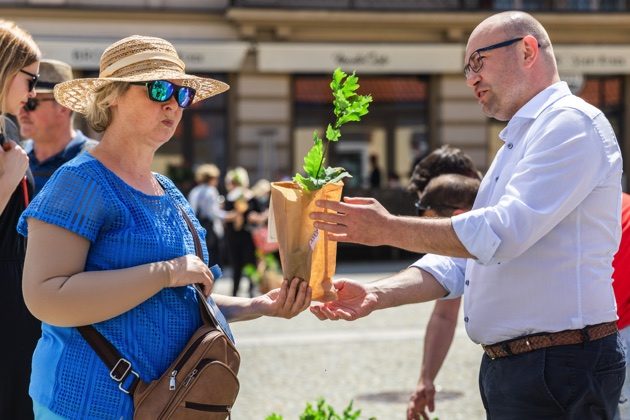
[495,176,499,182]
[464,316,469,323]
[465,280,470,286]
[507,143,514,149]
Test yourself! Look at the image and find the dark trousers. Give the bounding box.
[0,261,40,420]
[479,333,625,419]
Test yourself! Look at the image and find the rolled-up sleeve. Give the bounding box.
[451,108,613,265]
[411,254,467,299]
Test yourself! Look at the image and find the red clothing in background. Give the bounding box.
[613,193,630,329]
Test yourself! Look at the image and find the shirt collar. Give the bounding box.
[499,81,572,143]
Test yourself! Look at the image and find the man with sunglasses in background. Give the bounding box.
[311,11,624,418]
[407,173,479,420]
[18,59,97,196]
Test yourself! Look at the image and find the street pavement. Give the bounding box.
[215,260,485,420]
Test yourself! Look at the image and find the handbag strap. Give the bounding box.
[78,203,223,395]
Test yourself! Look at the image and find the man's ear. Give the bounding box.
[522,35,539,69]
[452,208,467,216]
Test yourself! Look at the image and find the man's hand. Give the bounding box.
[256,277,311,319]
[407,379,437,420]
[309,197,393,246]
[309,278,378,321]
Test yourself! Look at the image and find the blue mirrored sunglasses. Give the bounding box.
[130,80,196,108]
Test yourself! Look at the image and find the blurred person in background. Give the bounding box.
[188,163,225,266]
[614,192,630,420]
[404,145,481,420]
[0,19,40,420]
[18,58,97,196]
[223,167,264,296]
[406,173,480,420]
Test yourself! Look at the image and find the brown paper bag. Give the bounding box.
[269,181,343,302]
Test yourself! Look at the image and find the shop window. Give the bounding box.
[294,75,429,190]
[579,75,624,142]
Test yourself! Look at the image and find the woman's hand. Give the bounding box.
[166,254,214,296]
[255,277,311,319]
[0,140,28,188]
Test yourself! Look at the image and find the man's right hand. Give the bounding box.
[407,379,437,420]
[0,140,28,187]
[309,278,378,321]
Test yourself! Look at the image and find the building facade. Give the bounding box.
[3,0,630,190]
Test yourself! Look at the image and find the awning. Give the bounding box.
[37,39,250,72]
[259,42,630,75]
[258,42,465,74]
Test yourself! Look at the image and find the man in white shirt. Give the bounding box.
[310,10,625,419]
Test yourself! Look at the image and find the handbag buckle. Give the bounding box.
[110,358,139,394]
[118,370,140,394]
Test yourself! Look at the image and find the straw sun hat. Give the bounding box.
[54,35,229,114]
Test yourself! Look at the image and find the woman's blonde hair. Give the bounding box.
[195,164,220,183]
[225,167,249,188]
[0,20,40,134]
[84,81,130,132]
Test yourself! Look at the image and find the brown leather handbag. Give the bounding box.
[78,206,241,419]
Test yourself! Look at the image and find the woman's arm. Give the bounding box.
[23,219,215,327]
[213,277,311,322]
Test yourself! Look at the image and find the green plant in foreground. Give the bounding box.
[293,68,372,191]
[265,397,376,420]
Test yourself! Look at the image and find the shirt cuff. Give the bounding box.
[410,254,465,299]
[451,210,502,265]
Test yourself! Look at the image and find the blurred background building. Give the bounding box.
[3,1,629,248]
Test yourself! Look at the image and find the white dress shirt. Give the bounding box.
[414,82,622,345]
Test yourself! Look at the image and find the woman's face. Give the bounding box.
[5,61,39,115]
[112,79,184,147]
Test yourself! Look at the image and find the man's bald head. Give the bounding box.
[465,11,560,120]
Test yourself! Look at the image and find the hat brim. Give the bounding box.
[53,70,229,114]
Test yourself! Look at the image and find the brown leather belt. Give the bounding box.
[482,321,618,360]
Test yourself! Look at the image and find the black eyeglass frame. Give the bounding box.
[463,37,524,78]
[20,69,39,92]
[23,97,56,112]
[130,80,196,109]
[414,200,461,217]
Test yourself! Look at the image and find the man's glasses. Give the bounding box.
[130,80,196,108]
[414,200,460,217]
[20,69,39,92]
[23,97,56,112]
[463,37,524,78]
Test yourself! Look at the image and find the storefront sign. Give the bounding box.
[37,39,249,71]
[259,43,630,75]
[258,43,465,73]
[555,46,630,74]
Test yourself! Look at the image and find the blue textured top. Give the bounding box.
[17,152,233,419]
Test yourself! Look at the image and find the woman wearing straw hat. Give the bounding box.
[17,35,311,419]
[0,19,41,420]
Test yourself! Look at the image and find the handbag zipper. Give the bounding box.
[168,333,208,391]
